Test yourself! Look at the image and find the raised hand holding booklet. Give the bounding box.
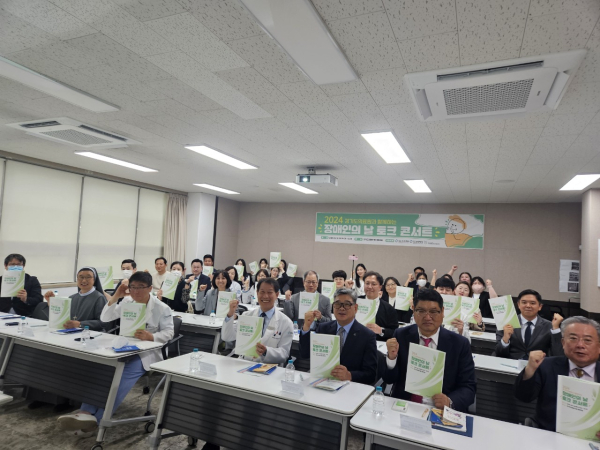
[97,266,114,290]
[460,297,480,324]
[557,375,600,441]
[216,291,234,318]
[120,302,147,337]
[202,266,214,277]
[287,263,298,277]
[298,292,319,318]
[161,272,180,300]
[405,342,446,398]
[320,281,335,303]
[234,265,245,280]
[489,295,521,329]
[1,267,25,297]
[189,279,199,300]
[441,295,461,325]
[49,297,71,330]
[234,314,264,358]
[395,286,413,311]
[356,298,377,325]
[249,261,259,273]
[270,252,281,268]
[310,333,340,379]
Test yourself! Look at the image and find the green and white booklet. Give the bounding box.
[97,266,114,290]
[49,297,71,329]
[394,286,413,311]
[120,302,146,337]
[286,263,298,277]
[189,279,199,300]
[461,296,480,324]
[249,261,259,273]
[405,342,446,398]
[234,264,245,280]
[202,266,214,277]
[320,281,335,303]
[489,295,521,329]
[441,295,461,325]
[161,272,180,300]
[215,291,234,318]
[356,298,377,325]
[298,292,319,318]
[270,252,282,268]
[234,314,264,358]
[1,268,25,297]
[310,333,340,379]
[557,375,600,441]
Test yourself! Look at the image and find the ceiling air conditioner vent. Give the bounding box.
[6,117,140,149]
[405,50,586,122]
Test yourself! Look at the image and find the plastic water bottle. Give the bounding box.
[251,294,257,306]
[372,386,385,416]
[53,290,59,297]
[293,321,299,336]
[285,359,295,382]
[209,310,216,324]
[190,348,200,373]
[81,326,90,346]
[17,316,26,334]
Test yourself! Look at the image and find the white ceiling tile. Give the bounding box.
[520,7,600,57]
[370,88,412,107]
[553,82,600,115]
[216,67,288,104]
[540,112,595,137]
[572,25,600,84]
[0,8,57,54]
[501,125,544,144]
[527,134,579,164]
[563,134,600,160]
[466,120,505,141]
[331,92,389,131]
[326,11,405,75]
[361,67,411,106]
[47,0,117,23]
[467,140,501,167]
[398,32,460,73]
[278,81,335,115]
[0,75,50,102]
[383,0,457,41]
[5,47,77,81]
[312,0,384,22]
[459,18,526,66]
[146,51,271,120]
[260,102,317,128]
[2,0,97,40]
[179,0,263,42]
[145,78,223,112]
[428,122,467,147]
[503,111,551,130]
[581,120,600,137]
[146,13,249,72]
[320,80,368,97]
[112,0,187,21]
[228,35,308,85]
[528,0,600,17]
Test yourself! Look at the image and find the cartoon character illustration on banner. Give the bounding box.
[444,215,473,248]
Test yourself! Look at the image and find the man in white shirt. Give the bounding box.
[57,272,174,436]
[151,256,170,290]
[515,316,600,432]
[221,277,293,364]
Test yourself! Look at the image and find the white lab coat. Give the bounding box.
[100,294,174,371]
[221,307,293,365]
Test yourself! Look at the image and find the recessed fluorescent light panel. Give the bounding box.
[75,152,157,172]
[560,174,600,191]
[279,182,318,194]
[0,56,119,113]
[404,180,431,193]
[194,184,240,195]
[239,0,357,85]
[361,132,410,163]
[185,145,257,170]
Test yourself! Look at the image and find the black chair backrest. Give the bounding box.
[167,316,183,358]
[32,302,49,320]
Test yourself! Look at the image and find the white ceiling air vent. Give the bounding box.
[405,50,587,122]
[6,117,140,149]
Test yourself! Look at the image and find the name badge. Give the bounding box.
[400,414,432,435]
[281,380,304,396]
[198,362,217,375]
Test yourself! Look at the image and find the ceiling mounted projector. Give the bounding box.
[296,173,338,186]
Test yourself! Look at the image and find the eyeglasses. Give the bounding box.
[129,285,150,291]
[304,281,318,285]
[364,282,380,287]
[333,302,354,310]
[414,309,442,318]
[385,283,397,288]
[77,275,93,281]
[566,336,597,346]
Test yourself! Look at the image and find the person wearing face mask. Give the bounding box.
[470,276,498,319]
[106,259,137,303]
[454,281,485,331]
[0,253,43,317]
[157,261,188,312]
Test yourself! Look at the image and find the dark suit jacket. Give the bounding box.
[0,273,43,316]
[299,320,377,385]
[514,356,600,431]
[495,315,564,360]
[477,292,492,318]
[182,273,211,313]
[383,325,476,412]
[360,296,399,341]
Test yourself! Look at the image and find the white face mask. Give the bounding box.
[122,270,133,280]
[472,284,484,293]
[171,270,182,278]
[416,279,427,287]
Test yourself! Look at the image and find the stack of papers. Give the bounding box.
[312,378,349,391]
[245,363,277,375]
[429,406,468,433]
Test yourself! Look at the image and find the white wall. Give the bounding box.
[185,193,217,268]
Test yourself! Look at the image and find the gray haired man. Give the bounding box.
[282,270,332,328]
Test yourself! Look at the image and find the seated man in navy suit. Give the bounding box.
[383,288,476,412]
[515,316,600,433]
[299,287,377,385]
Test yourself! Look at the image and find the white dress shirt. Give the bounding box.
[500,314,561,347]
[569,360,597,382]
[386,327,441,369]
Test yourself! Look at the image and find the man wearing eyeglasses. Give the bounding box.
[384,288,476,412]
[299,288,377,385]
[283,270,332,328]
[515,316,600,433]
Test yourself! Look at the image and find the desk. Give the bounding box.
[350,397,588,450]
[469,331,497,355]
[148,352,374,450]
[175,313,223,355]
[481,317,497,333]
[0,322,162,449]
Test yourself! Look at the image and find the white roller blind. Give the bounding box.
[0,161,81,283]
[77,177,138,272]
[135,188,168,272]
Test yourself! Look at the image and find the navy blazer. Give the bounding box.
[514,356,600,431]
[383,324,476,412]
[299,320,378,385]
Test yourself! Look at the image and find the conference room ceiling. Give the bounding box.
[0,0,599,203]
